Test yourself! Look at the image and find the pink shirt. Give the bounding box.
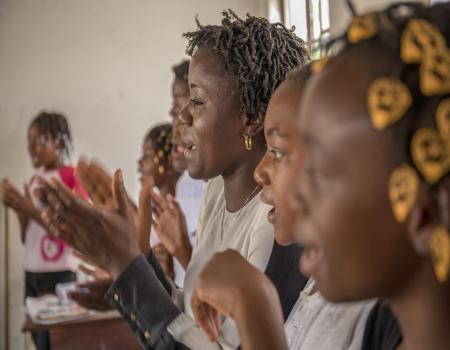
[24,166,86,273]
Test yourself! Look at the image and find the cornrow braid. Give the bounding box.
[30,111,73,160]
[145,123,173,167]
[183,9,310,121]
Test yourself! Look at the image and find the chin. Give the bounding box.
[315,274,370,303]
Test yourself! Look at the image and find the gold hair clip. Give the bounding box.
[388,164,419,223]
[367,78,412,130]
[164,144,170,152]
[411,127,450,183]
[401,19,446,64]
[436,98,450,139]
[157,150,164,158]
[311,57,329,75]
[430,225,450,283]
[158,165,165,174]
[153,156,159,164]
[347,15,377,44]
[420,47,450,96]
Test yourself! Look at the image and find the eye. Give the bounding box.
[269,149,284,162]
[190,98,204,107]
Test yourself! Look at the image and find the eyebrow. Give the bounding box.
[267,127,290,139]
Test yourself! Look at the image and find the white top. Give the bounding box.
[24,167,79,273]
[167,176,275,349]
[284,279,376,350]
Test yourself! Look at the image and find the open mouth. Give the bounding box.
[183,143,197,158]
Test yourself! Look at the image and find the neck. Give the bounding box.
[388,261,450,350]
[222,144,265,212]
[43,159,63,171]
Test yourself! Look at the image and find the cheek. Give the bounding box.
[273,168,296,233]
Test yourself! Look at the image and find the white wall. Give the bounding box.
[0,1,268,349]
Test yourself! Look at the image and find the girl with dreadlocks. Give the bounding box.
[0,111,86,350]
[191,2,450,350]
[36,10,309,350]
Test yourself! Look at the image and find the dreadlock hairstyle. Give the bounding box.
[313,1,450,283]
[172,60,190,82]
[183,9,310,121]
[144,123,173,174]
[30,111,73,161]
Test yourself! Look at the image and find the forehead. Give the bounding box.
[172,78,188,97]
[265,81,303,131]
[189,48,235,92]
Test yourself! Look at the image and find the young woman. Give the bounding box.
[37,10,309,349]
[191,2,450,350]
[0,111,85,350]
[190,66,375,350]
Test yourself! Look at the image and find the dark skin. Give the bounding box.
[295,47,449,350]
[0,124,63,242]
[37,47,265,283]
[181,47,265,212]
[191,79,304,349]
[170,78,190,173]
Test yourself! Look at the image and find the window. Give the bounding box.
[271,0,331,59]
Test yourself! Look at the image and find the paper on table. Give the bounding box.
[25,295,93,325]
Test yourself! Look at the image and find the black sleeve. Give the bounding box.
[264,241,307,321]
[146,250,173,295]
[362,301,402,350]
[105,255,191,350]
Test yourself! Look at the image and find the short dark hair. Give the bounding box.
[172,60,190,81]
[30,111,73,159]
[183,9,310,121]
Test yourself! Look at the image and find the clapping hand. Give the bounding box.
[36,170,141,279]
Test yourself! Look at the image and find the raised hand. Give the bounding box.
[136,176,154,255]
[191,250,287,349]
[75,159,115,209]
[153,243,175,280]
[152,191,192,268]
[37,170,142,279]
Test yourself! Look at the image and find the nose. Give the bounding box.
[254,152,272,188]
[179,102,193,126]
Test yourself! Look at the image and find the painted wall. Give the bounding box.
[0,0,267,348]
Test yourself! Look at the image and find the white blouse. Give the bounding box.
[284,279,376,350]
[167,176,275,349]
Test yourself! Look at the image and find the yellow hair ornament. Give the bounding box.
[430,225,450,283]
[411,127,450,184]
[420,47,450,96]
[347,15,377,44]
[388,164,419,223]
[401,19,446,64]
[436,98,450,139]
[367,78,412,130]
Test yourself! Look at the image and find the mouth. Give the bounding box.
[183,141,197,159]
[299,243,323,277]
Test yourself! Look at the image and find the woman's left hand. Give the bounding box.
[36,170,142,279]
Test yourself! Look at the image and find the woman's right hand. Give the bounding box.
[191,250,288,350]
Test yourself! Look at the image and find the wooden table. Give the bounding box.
[22,310,142,350]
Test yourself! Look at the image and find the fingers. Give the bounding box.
[76,158,114,207]
[191,294,221,342]
[112,169,130,218]
[151,189,169,216]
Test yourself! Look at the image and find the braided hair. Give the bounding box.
[172,60,190,82]
[183,9,310,121]
[144,123,173,173]
[30,111,73,160]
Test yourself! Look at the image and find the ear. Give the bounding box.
[239,111,265,137]
[407,178,450,256]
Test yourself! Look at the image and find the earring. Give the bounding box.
[244,134,252,151]
[430,225,450,283]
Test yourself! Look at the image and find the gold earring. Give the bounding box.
[429,225,450,283]
[244,134,252,151]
